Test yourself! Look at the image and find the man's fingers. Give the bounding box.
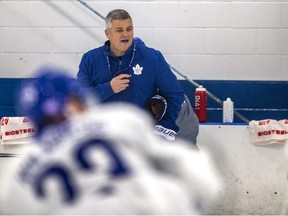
[121,78,130,84]
[110,74,131,93]
[118,74,131,79]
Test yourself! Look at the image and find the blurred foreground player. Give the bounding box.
[0,68,221,215]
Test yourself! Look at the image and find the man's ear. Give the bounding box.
[105,29,109,38]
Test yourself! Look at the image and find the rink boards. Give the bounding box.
[1,78,288,123]
[197,123,288,215]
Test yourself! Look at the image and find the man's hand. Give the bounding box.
[110,74,131,93]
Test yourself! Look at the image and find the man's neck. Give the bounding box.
[110,47,125,57]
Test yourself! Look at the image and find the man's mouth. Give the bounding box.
[120,39,130,44]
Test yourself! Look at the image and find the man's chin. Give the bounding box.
[122,42,132,47]
[121,44,132,52]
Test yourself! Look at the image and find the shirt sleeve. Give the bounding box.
[155,52,185,132]
[76,53,115,102]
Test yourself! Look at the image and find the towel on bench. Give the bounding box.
[0,117,35,145]
[249,119,288,145]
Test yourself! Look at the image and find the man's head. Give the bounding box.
[18,68,87,131]
[105,9,134,57]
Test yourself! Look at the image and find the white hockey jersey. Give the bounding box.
[0,103,221,215]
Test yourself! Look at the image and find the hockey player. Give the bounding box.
[0,68,221,215]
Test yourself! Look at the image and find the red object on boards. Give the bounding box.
[194,85,207,122]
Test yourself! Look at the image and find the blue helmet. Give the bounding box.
[17,67,85,130]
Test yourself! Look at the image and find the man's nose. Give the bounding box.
[122,30,131,36]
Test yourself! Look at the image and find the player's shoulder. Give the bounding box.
[93,103,154,128]
[108,102,152,119]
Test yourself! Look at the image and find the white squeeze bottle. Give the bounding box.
[223,97,234,123]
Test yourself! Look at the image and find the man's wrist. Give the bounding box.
[153,125,177,141]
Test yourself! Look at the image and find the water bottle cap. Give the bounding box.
[227,97,231,101]
[197,85,206,90]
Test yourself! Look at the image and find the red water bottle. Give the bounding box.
[194,85,207,122]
